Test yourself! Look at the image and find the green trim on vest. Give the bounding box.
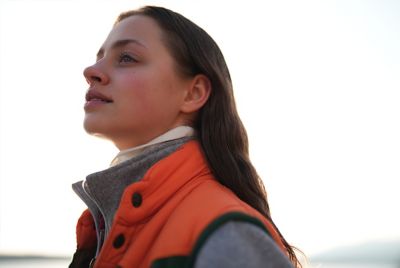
[151,212,271,268]
[151,256,189,268]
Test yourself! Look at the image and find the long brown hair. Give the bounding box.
[116,6,301,267]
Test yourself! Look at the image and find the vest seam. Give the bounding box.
[150,212,271,268]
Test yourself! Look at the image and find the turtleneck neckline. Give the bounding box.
[110,126,195,167]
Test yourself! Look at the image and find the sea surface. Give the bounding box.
[0,259,70,267]
[311,264,397,268]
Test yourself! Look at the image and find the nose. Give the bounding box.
[83,63,109,86]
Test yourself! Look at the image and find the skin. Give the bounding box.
[83,15,211,150]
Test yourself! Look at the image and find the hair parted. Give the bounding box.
[116,6,302,267]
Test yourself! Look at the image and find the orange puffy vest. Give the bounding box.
[73,141,287,268]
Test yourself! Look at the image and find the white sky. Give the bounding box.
[0,0,399,258]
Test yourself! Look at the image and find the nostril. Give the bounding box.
[92,75,102,83]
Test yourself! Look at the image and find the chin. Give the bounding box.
[83,118,107,136]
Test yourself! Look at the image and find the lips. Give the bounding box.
[84,89,113,110]
[85,89,113,103]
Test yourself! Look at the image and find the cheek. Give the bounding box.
[116,69,182,119]
[119,74,148,102]
[117,76,160,117]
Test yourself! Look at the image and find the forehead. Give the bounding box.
[102,15,163,50]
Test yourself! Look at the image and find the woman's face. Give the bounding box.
[83,15,192,150]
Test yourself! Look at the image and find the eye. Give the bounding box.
[118,52,137,64]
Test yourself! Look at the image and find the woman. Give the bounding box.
[70,5,301,268]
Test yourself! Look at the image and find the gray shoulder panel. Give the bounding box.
[194,221,294,268]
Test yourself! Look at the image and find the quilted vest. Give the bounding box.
[71,141,287,268]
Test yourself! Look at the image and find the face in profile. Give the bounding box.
[83,15,194,150]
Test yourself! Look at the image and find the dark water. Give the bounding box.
[310,263,397,268]
[306,262,400,268]
[0,259,70,267]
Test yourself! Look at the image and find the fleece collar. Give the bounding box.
[72,137,192,254]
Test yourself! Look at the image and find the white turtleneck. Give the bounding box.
[109,126,195,167]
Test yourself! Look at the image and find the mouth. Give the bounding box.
[85,89,113,103]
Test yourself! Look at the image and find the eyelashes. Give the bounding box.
[118,52,138,64]
[94,52,139,65]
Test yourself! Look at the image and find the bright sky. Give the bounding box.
[0,0,399,258]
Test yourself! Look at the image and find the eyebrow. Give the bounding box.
[96,39,146,59]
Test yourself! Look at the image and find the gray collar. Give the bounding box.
[72,137,192,254]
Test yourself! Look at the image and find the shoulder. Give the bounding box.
[171,181,292,267]
[151,212,294,268]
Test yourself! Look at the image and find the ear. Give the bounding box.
[180,74,211,113]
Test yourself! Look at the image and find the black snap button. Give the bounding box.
[113,234,125,249]
[132,192,142,207]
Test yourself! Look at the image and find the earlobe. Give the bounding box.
[181,74,211,113]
